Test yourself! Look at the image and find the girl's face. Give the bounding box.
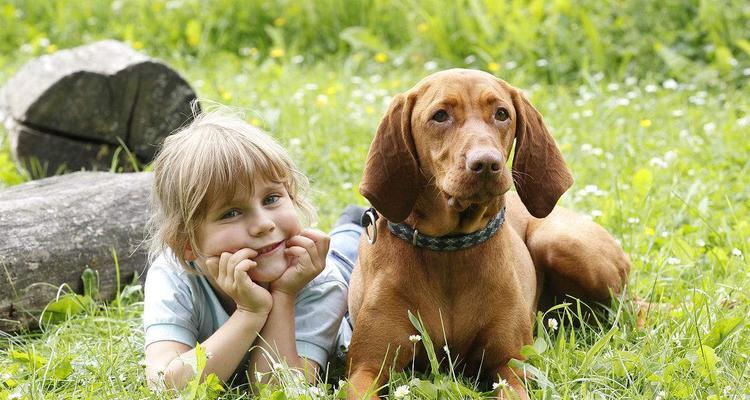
[188,178,302,284]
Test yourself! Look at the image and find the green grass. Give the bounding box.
[1,1,750,399]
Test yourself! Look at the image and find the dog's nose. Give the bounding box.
[466,150,503,174]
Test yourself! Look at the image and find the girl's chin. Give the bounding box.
[247,259,288,283]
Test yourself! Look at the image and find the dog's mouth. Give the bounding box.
[443,191,500,212]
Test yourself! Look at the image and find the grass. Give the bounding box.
[1,1,750,399]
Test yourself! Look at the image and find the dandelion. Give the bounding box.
[409,335,421,343]
[732,248,743,257]
[374,53,388,63]
[250,118,262,127]
[492,379,508,390]
[273,17,286,27]
[487,62,499,72]
[640,119,652,128]
[417,22,428,33]
[270,48,285,58]
[547,318,558,331]
[394,384,410,399]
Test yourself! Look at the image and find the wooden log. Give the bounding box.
[0,171,152,332]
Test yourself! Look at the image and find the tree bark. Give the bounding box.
[0,171,152,332]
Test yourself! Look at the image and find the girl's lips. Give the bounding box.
[255,241,284,258]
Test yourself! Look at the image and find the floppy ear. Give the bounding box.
[511,90,573,218]
[359,93,425,223]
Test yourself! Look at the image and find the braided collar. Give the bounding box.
[386,207,506,251]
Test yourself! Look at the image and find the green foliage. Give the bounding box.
[1,1,749,399]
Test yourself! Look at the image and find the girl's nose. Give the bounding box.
[249,212,275,236]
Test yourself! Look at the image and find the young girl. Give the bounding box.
[143,108,362,390]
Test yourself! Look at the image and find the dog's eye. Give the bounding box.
[494,107,509,121]
[432,109,449,122]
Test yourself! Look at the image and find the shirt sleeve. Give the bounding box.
[294,266,348,369]
[143,257,199,349]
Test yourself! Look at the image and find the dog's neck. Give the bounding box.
[405,185,506,236]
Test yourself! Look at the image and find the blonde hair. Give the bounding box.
[147,105,316,269]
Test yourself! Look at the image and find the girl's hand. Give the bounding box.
[271,229,330,295]
[205,248,273,314]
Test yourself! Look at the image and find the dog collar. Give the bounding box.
[385,207,506,251]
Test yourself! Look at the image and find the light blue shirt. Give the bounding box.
[143,250,348,369]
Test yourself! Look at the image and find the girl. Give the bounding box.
[143,107,362,390]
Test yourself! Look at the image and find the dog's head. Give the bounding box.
[360,69,572,233]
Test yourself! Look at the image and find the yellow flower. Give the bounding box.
[325,85,339,96]
[219,89,232,102]
[374,52,388,63]
[487,62,499,72]
[274,17,286,27]
[132,41,144,50]
[644,227,656,236]
[417,22,428,33]
[640,119,652,127]
[270,48,285,58]
[45,44,58,54]
[365,106,375,115]
[315,94,328,107]
[250,118,261,127]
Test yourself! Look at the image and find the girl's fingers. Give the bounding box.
[233,259,257,286]
[285,245,313,270]
[301,229,331,258]
[286,235,321,268]
[204,257,220,279]
[229,248,258,266]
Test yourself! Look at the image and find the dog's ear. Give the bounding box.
[511,90,573,218]
[359,93,425,223]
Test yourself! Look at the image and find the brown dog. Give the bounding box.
[346,69,630,399]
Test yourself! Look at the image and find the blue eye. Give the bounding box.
[221,209,241,219]
[263,194,281,206]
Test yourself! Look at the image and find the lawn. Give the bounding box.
[1,1,749,399]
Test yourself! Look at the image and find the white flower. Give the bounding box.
[254,371,264,382]
[662,79,678,89]
[703,122,716,133]
[547,318,559,331]
[627,217,640,224]
[291,55,305,64]
[625,76,638,86]
[408,334,422,343]
[492,379,508,390]
[666,257,681,265]
[655,390,666,400]
[341,182,353,190]
[649,157,668,169]
[590,210,603,218]
[443,344,450,353]
[582,109,593,118]
[272,362,284,371]
[645,84,658,93]
[723,385,732,396]
[737,116,750,127]
[607,83,620,91]
[671,109,685,117]
[504,61,518,70]
[394,384,410,399]
[308,386,324,398]
[535,59,548,67]
[664,150,678,162]
[732,248,743,257]
[743,68,750,76]
[696,239,706,247]
[424,61,438,71]
[464,55,477,64]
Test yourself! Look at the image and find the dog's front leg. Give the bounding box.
[346,309,414,399]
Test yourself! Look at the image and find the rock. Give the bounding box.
[0,171,152,332]
[1,40,197,176]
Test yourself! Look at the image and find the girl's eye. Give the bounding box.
[263,194,281,206]
[221,209,241,219]
[494,107,509,121]
[432,109,449,122]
